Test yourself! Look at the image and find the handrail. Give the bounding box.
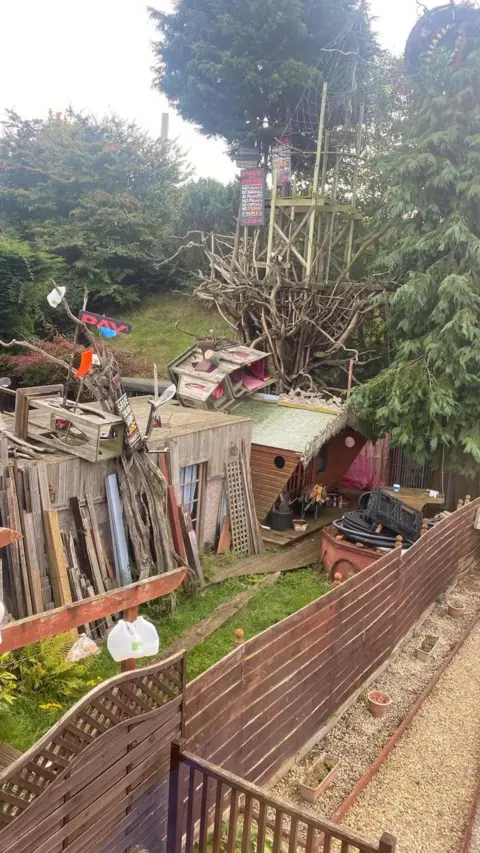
[174,747,396,853]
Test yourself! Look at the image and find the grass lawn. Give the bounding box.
[113,292,232,375]
[0,568,329,752]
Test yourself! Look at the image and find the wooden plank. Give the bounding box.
[43,509,73,607]
[217,516,231,555]
[85,494,109,587]
[69,497,91,578]
[22,513,44,613]
[5,479,27,618]
[37,461,52,511]
[168,486,187,563]
[0,437,8,490]
[0,568,186,652]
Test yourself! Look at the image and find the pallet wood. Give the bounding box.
[44,509,73,607]
[69,497,91,579]
[168,485,187,564]
[0,437,8,489]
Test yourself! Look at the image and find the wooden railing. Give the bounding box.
[168,745,397,853]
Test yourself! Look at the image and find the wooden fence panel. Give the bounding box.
[185,500,480,790]
[0,653,186,853]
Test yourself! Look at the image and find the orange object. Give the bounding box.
[75,350,94,378]
[0,527,22,548]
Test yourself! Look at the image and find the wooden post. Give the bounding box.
[306,82,328,283]
[266,167,279,277]
[167,741,183,853]
[379,832,397,853]
[344,101,365,270]
[121,604,139,672]
[234,628,245,647]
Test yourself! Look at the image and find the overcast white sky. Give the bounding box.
[0,1,435,183]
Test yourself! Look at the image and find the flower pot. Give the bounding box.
[447,602,465,619]
[416,634,439,662]
[293,519,308,533]
[367,690,392,718]
[299,754,339,804]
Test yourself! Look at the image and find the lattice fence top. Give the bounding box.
[0,651,185,828]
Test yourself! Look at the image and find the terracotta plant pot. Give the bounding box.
[293,519,308,533]
[416,634,439,662]
[367,690,392,718]
[299,754,339,804]
[447,602,465,619]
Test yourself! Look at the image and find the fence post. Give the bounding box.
[379,832,397,853]
[167,741,183,853]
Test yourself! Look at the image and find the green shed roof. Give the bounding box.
[232,400,357,465]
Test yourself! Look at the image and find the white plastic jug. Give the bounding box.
[133,616,160,657]
[107,619,144,662]
[47,285,66,308]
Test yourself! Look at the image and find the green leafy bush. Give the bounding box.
[11,632,95,701]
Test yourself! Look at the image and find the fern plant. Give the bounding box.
[0,653,18,706]
[11,632,94,701]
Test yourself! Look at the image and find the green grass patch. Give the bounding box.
[0,568,328,752]
[113,292,231,374]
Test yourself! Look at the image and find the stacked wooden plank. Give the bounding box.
[0,437,119,632]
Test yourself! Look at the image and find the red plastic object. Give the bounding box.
[75,350,94,378]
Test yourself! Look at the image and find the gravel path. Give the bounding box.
[273,570,480,820]
[343,620,480,853]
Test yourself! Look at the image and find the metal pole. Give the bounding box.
[306,83,328,284]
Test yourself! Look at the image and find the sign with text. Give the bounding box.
[240,168,266,227]
[272,138,291,185]
[115,392,143,451]
[79,311,132,335]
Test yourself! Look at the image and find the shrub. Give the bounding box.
[11,632,95,702]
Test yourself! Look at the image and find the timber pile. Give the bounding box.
[0,437,118,635]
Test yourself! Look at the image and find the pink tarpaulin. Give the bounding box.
[340,438,390,491]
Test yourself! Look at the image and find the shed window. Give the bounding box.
[180,464,204,528]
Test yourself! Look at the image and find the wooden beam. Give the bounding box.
[0,568,186,653]
[44,509,73,607]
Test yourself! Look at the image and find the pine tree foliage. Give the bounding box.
[353,46,480,474]
[0,234,62,340]
[0,110,189,308]
[149,0,375,151]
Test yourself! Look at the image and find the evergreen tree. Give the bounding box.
[150,0,375,152]
[0,234,63,340]
[0,110,188,308]
[353,46,480,474]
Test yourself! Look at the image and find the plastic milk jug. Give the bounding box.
[133,616,160,657]
[107,619,144,662]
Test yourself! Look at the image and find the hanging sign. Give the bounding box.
[234,146,258,169]
[272,138,292,184]
[115,392,143,451]
[79,311,132,335]
[240,168,266,227]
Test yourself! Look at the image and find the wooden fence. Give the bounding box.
[184,499,480,786]
[168,745,397,853]
[0,652,186,853]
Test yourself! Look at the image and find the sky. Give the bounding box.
[0,1,438,183]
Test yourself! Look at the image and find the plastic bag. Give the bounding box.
[67,634,100,662]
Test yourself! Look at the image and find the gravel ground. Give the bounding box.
[272,569,480,823]
[344,619,480,853]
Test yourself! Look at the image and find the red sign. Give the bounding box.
[240,168,266,227]
[79,311,132,335]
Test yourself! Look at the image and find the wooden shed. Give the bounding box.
[0,397,252,559]
[232,397,366,524]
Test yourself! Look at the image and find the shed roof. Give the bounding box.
[232,400,358,465]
